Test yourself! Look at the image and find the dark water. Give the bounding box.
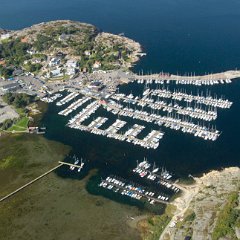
[42,81,240,178]
[1,0,240,206]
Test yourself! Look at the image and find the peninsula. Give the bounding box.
[0,20,142,80]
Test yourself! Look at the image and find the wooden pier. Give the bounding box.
[0,163,63,203]
[0,161,85,203]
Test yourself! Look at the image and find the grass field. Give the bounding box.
[0,133,71,190]
[8,116,29,132]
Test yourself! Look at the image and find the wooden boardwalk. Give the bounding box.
[0,161,85,203]
[0,163,64,203]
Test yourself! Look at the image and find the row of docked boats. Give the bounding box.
[106,102,220,141]
[40,93,62,103]
[68,112,164,149]
[150,88,232,109]
[58,97,90,116]
[133,159,180,193]
[68,101,100,125]
[135,77,232,86]
[117,95,218,121]
[69,155,85,172]
[133,159,172,180]
[99,176,170,204]
[56,92,79,106]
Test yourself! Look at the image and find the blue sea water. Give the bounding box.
[1,0,240,74]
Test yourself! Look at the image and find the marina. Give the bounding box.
[98,159,181,206]
[50,81,229,146]
[132,159,180,193]
[1,1,240,239]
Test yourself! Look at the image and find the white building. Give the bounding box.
[27,49,37,55]
[47,68,63,78]
[49,58,61,67]
[0,33,10,40]
[84,50,91,56]
[93,61,101,69]
[66,68,76,76]
[65,60,78,76]
[66,60,78,68]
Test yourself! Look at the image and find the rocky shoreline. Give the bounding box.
[159,167,240,240]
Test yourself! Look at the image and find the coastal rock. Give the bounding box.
[160,167,240,240]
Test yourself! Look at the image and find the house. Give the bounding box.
[49,58,61,67]
[58,34,69,41]
[66,60,78,68]
[21,37,28,43]
[66,68,76,76]
[65,60,78,76]
[51,68,63,77]
[0,33,10,40]
[0,59,6,66]
[84,50,91,56]
[13,69,23,76]
[27,49,37,55]
[93,61,101,69]
[56,52,66,58]
[31,58,42,64]
[47,68,63,78]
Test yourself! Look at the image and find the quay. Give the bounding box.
[133,70,240,85]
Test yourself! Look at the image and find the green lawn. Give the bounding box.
[8,116,29,132]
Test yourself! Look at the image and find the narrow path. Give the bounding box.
[159,183,199,240]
